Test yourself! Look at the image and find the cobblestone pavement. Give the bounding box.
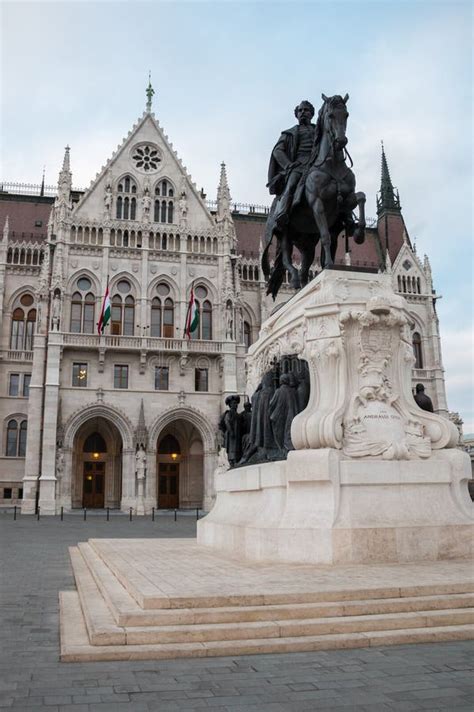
[0,512,472,712]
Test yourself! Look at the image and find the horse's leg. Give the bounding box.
[280,229,300,289]
[311,197,333,268]
[353,191,366,244]
[299,236,315,287]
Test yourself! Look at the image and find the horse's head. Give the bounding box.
[320,93,349,151]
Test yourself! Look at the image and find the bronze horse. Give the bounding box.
[262,94,366,299]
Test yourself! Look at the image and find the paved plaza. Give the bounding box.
[0,512,472,711]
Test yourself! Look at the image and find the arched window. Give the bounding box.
[6,418,27,457]
[412,332,423,369]
[244,321,252,348]
[111,280,134,335]
[69,278,95,333]
[190,285,213,340]
[116,176,137,220]
[150,283,174,337]
[10,294,36,350]
[154,180,175,224]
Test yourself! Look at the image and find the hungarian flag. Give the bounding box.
[97,283,111,334]
[184,284,199,338]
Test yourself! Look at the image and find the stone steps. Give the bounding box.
[60,542,474,661]
[60,591,474,662]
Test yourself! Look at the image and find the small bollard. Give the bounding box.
[13,505,17,521]
[152,507,155,522]
[106,507,110,521]
[196,507,199,520]
[83,508,87,521]
[60,506,63,521]
[37,506,40,521]
[174,508,177,522]
[129,507,133,521]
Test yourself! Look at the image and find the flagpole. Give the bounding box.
[183,280,195,339]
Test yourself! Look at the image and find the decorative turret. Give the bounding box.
[134,399,148,450]
[376,143,401,216]
[58,145,72,197]
[216,162,232,223]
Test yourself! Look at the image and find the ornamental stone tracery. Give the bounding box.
[131,143,161,174]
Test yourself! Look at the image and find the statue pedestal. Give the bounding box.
[198,269,473,564]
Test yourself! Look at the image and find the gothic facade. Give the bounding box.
[0,96,451,513]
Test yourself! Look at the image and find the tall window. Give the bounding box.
[8,374,20,396]
[195,368,209,392]
[412,332,423,369]
[23,374,31,397]
[6,418,27,457]
[155,366,169,391]
[151,283,174,337]
[190,285,213,340]
[244,321,252,348]
[111,280,135,335]
[70,277,95,333]
[154,179,174,224]
[10,294,36,350]
[116,176,137,220]
[114,365,129,389]
[72,363,88,387]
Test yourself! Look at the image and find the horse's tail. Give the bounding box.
[266,251,285,300]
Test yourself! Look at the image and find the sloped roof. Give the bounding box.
[0,194,52,243]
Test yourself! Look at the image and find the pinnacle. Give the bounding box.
[377,142,401,215]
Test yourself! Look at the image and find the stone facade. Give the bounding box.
[0,96,453,513]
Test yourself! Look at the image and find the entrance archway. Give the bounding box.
[72,417,122,508]
[156,420,203,509]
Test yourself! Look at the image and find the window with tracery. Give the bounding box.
[132,144,161,172]
[10,294,36,350]
[412,332,423,369]
[70,277,95,333]
[150,283,174,337]
[5,418,27,457]
[154,179,174,224]
[111,280,135,335]
[116,176,137,220]
[190,285,212,340]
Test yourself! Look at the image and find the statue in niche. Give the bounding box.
[269,372,299,454]
[135,445,147,480]
[414,383,434,413]
[219,395,241,466]
[104,183,113,216]
[55,447,64,479]
[51,293,61,331]
[295,360,310,411]
[225,302,234,340]
[141,187,152,221]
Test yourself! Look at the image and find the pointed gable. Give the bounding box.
[72,112,215,230]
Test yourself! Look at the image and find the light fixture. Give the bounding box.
[92,452,100,459]
[171,453,178,461]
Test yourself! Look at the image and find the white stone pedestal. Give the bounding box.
[197,269,473,564]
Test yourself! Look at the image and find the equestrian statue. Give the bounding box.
[262,95,366,299]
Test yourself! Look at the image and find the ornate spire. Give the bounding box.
[376,142,401,215]
[40,166,45,197]
[135,399,148,449]
[146,72,155,113]
[216,161,232,222]
[57,145,72,200]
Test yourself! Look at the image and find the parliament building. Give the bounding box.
[0,91,454,514]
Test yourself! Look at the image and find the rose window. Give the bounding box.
[132,145,161,172]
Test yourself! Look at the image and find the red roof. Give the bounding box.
[0,196,53,244]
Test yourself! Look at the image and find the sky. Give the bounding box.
[1,0,473,430]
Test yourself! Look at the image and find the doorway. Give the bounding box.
[158,462,179,508]
[83,461,105,508]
